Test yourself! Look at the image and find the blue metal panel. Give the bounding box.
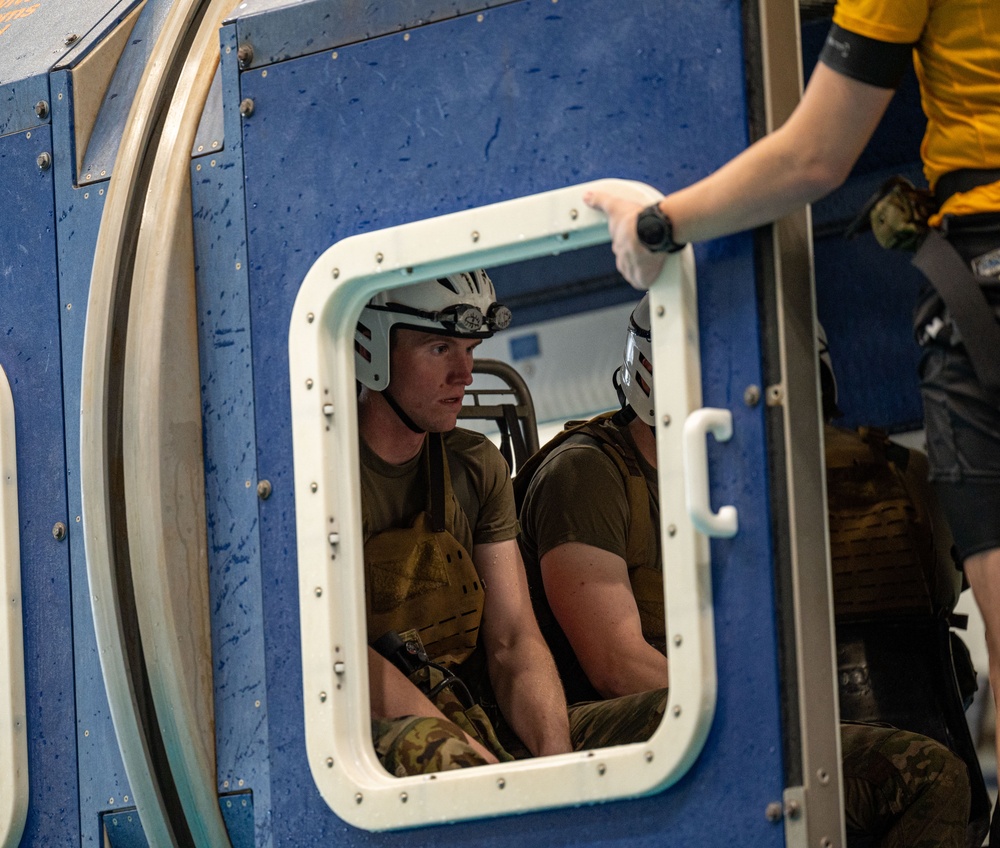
[232,0,514,69]
[0,126,81,845]
[49,67,134,846]
[219,793,255,848]
[236,1,785,845]
[195,21,274,848]
[101,809,149,848]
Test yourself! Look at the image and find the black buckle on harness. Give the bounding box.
[371,630,475,709]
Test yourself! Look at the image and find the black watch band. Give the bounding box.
[636,203,686,254]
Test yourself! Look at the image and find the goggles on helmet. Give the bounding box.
[372,301,512,334]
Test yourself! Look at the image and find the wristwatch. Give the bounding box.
[636,203,686,253]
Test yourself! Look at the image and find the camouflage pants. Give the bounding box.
[568,687,667,750]
[374,715,496,776]
[841,721,970,848]
[373,687,668,777]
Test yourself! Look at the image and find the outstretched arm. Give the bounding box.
[585,62,896,289]
[476,539,573,757]
[542,542,667,699]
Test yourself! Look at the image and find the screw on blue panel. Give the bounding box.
[219,791,255,848]
[100,809,150,848]
[509,333,540,361]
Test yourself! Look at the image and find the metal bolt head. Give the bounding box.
[743,384,761,407]
[35,100,49,119]
[239,98,255,117]
[256,479,272,500]
[237,43,254,68]
[784,799,801,820]
[52,522,67,541]
[36,152,52,171]
[765,801,783,822]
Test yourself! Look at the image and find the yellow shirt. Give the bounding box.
[833,0,1000,221]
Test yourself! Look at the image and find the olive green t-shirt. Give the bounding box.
[360,427,519,556]
[518,419,661,704]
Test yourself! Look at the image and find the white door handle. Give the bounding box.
[682,408,738,538]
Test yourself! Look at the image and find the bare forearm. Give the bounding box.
[665,64,892,244]
[490,638,572,757]
[584,65,894,290]
[663,126,839,245]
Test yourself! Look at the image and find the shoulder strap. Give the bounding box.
[512,411,617,512]
[514,412,656,567]
[427,433,447,533]
[912,229,1000,397]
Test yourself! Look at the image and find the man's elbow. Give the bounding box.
[587,664,638,700]
[806,161,850,198]
[795,142,854,199]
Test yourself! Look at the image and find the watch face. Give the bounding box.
[637,208,668,250]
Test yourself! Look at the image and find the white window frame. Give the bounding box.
[289,178,727,830]
[0,364,28,848]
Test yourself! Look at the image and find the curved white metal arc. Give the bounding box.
[0,366,28,848]
[122,0,236,843]
[80,0,222,843]
[682,408,738,538]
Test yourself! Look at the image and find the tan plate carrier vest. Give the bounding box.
[824,424,954,619]
[365,434,485,668]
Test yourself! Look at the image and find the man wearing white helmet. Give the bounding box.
[517,295,666,705]
[518,296,971,845]
[357,272,662,776]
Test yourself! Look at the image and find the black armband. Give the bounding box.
[819,23,913,90]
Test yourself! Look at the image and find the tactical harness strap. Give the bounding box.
[912,228,1000,398]
[428,432,446,533]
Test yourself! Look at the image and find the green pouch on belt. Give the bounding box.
[846,175,937,252]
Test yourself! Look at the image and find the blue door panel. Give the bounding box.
[236,1,786,845]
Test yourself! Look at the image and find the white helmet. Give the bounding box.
[354,270,511,390]
[615,295,655,425]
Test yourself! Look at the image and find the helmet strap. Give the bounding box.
[382,387,426,434]
[613,367,628,410]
